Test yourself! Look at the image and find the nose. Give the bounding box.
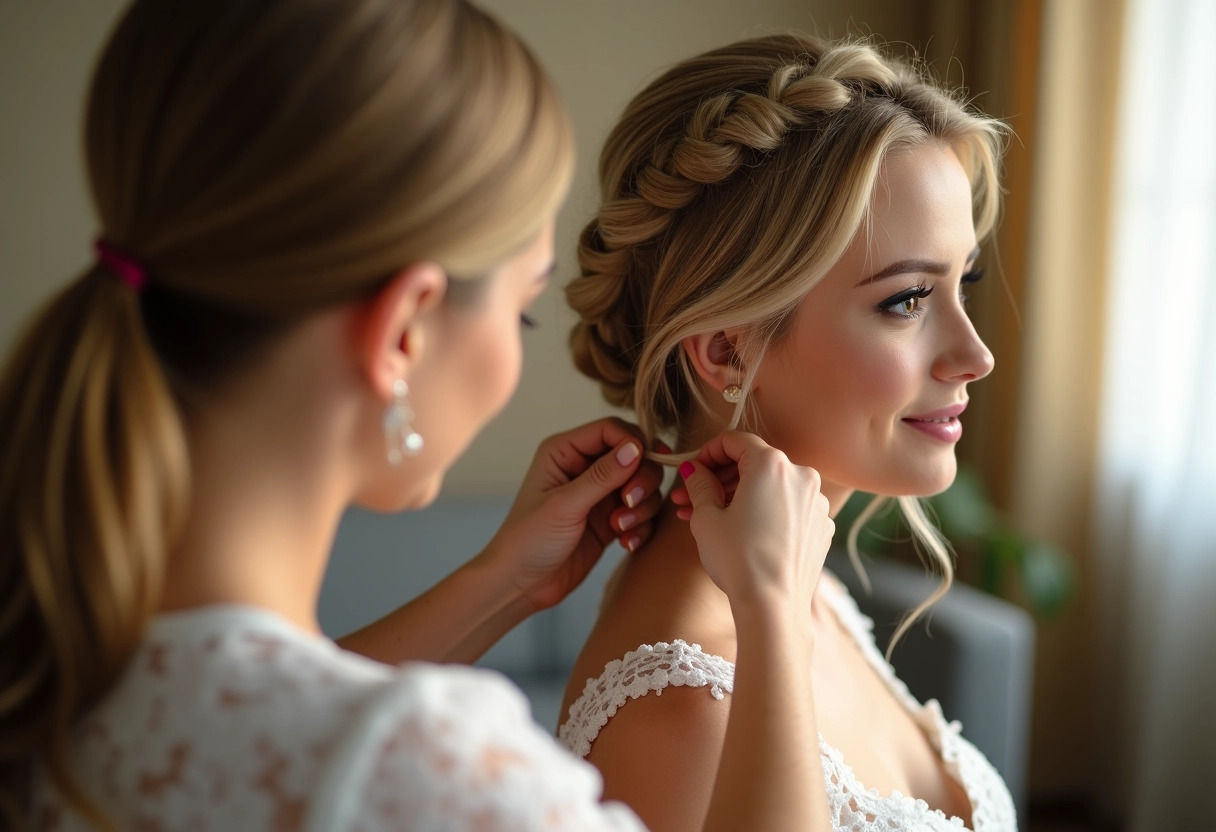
[932,315,995,383]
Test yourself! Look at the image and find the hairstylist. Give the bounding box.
[0,2,834,830]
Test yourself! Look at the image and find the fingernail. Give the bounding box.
[625,535,641,552]
[678,461,695,479]
[617,442,640,466]
[624,486,644,508]
[618,512,637,532]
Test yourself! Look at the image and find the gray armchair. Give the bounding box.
[319,500,1033,829]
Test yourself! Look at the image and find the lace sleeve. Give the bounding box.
[309,664,646,832]
[558,640,736,758]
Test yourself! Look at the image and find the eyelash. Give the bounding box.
[878,268,986,320]
[520,313,538,329]
[878,284,934,319]
[959,268,985,306]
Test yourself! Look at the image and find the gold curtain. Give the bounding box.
[1004,0,1125,804]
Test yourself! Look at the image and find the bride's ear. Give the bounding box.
[680,328,748,394]
[356,262,447,400]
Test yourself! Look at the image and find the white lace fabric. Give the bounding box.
[558,574,1018,832]
[30,605,645,832]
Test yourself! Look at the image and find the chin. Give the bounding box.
[858,454,957,500]
[411,474,444,508]
[356,471,445,513]
[901,456,959,498]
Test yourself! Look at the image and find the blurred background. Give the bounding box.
[1,1,1213,831]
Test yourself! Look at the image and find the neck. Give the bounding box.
[626,494,845,638]
[159,316,361,635]
[822,482,855,519]
[674,423,855,517]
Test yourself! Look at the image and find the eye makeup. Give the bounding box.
[876,265,986,319]
[878,284,934,319]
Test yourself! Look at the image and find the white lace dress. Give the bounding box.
[30,604,646,832]
[558,574,1018,832]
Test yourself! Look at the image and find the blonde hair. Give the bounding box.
[0,0,572,826]
[567,33,1005,653]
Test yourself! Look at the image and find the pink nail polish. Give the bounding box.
[678,461,695,479]
[618,512,637,532]
[625,535,641,552]
[624,486,644,508]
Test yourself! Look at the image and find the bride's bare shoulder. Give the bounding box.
[558,541,737,728]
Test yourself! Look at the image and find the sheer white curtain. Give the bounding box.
[1093,0,1216,828]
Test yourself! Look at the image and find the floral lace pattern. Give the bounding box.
[30,605,644,832]
[558,640,736,757]
[558,575,1017,832]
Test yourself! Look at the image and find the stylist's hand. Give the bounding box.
[475,418,667,612]
[672,431,834,609]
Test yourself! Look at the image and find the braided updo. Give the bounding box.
[567,33,1004,444]
[567,33,1007,650]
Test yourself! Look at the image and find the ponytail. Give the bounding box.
[1,0,574,822]
[0,268,189,827]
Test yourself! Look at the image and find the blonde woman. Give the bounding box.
[561,34,1018,832]
[0,3,839,831]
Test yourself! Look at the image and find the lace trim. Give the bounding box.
[811,576,1015,831]
[819,734,970,831]
[557,640,735,757]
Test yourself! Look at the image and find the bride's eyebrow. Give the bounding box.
[856,246,982,287]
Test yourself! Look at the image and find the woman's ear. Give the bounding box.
[681,328,745,394]
[357,262,447,400]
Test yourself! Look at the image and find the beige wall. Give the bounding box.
[0,0,907,496]
[0,0,130,350]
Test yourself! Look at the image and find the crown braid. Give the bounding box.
[568,38,905,415]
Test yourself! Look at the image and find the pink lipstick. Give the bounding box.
[902,402,967,443]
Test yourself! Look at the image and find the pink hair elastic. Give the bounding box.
[94,239,148,291]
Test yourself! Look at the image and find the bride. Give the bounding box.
[561,33,1018,832]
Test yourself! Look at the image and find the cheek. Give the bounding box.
[481,323,523,412]
[417,313,523,465]
[754,320,925,483]
[832,329,921,417]
[779,321,919,425]
[460,313,523,424]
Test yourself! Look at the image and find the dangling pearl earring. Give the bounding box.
[384,379,424,465]
[722,384,744,403]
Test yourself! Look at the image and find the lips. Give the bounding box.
[901,402,967,443]
[904,402,968,421]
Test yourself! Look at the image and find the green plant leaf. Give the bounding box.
[929,467,997,542]
[1019,540,1077,617]
[832,470,1079,619]
[977,537,1005,595]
